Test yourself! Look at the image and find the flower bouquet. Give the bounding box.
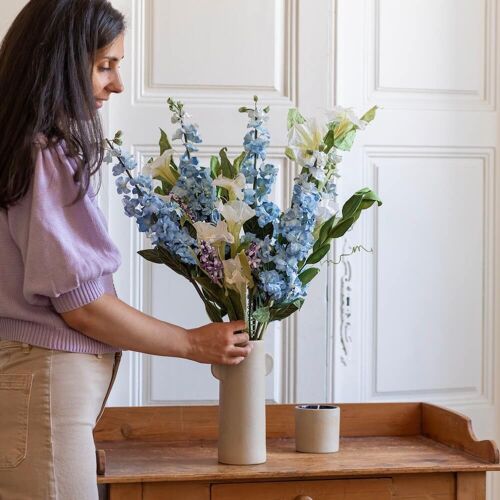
[107,97,381,465]
[106,97,381,341]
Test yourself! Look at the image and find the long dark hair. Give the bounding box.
[0,0,125,210]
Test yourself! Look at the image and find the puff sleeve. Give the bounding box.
[7,142,121,313]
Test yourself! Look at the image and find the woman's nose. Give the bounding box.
[109,72,124,94]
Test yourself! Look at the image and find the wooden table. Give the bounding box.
[93,403,500,499]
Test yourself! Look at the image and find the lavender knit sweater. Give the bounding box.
[0,142,121,353]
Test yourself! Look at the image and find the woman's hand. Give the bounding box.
[184,320,252,365]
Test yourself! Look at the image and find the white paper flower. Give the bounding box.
[142,149,177,185]
[326,106,367,130]
[220,200,255,226]
[315,197,339,225]
[193,220,234,245]
[212,173,246,200]
[223,258,246,287]
[305,151,328,181]
[287,117,327,166]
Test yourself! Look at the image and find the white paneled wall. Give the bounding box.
[336,0,498,497]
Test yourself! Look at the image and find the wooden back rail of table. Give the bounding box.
[93,402,500,500]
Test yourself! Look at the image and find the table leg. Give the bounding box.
[457,472,486,500]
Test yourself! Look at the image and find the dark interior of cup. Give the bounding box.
[296,404,338,410]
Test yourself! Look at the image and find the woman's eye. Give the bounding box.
[98,67,111,72]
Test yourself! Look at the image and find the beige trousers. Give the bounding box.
[0,340,121,500]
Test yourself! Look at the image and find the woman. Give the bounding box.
[0,1,251,499]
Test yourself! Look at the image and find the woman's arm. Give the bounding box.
[60,293,251,364]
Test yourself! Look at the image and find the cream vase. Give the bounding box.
[211,340,273,465]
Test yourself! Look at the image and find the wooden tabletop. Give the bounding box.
[93,403,500,484]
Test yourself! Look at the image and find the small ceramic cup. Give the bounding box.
[294,404,340,453]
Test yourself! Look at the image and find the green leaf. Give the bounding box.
[210,155,221,179]
[341,195,363,220]
[318,215,336,247]
[323,129,335,152]
[137,249,162,264]
[360,105,378,124]
[285,147,296,161]
[111,131,123,146]
[298,267,320,285]
[341,188,382,219]
[219,147,234,178]
[233,152,246,174]
[236,240,252,254]
[183,220,197,239]
[287,108,306,130]
[329,217,355,238]
[156,246,192,280]
[269,299,304,322]
[203,300,224,323]
[243,216,274,239]
[252,306,270,324]
[328,188,382,239]
[306,243,331,265]
[334,129,357,151]
[238,252,254,288]
[226,288,244,320]
[161,179,173,193]
[159,128,172,155]
[194,276,226,304]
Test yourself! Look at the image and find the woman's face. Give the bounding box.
[92,33,125,109]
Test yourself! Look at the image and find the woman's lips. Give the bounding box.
[95,99,107,109]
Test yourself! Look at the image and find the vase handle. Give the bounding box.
[211,364,225,381]
[265,354,274,376]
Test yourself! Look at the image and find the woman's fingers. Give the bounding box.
[232,332,250,346]
[227,320,247,333]
[228,344,253,358]
[227,356,245,365]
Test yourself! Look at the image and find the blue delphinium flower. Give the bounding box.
[115,176,130,194]
[122,195,139,217]
[130,174,153,192]
[111,150,137,176]
[241,102,273,196]
[247,108,269,131]
[259,270,287,301]
[241,156,258,184]
[165,100,217,223]
[171,157,216,223]
[243,130,270,161]
[150,203,197,265]
[255,200,280,228]
[260,173,321,303]
[110,146,198,266]
[254,163,278,204]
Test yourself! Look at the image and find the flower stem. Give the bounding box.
[252,101,258,194]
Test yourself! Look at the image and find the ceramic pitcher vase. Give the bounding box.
[211,340,273,465]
